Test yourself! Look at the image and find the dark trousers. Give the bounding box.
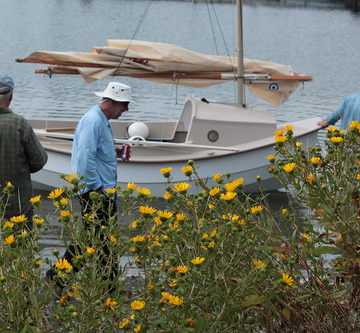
[46,191,118,287]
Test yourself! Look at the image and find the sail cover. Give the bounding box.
[16,40,310,107]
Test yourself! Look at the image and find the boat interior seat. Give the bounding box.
[111,120,179,141]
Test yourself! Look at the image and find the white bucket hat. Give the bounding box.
[95,82,134,103]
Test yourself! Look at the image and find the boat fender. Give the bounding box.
[129,135,146,141]
[201,97,209,103]
[127,121,150,139]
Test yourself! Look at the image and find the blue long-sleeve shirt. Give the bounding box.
[326,93,360,130]
[72,105,117,192]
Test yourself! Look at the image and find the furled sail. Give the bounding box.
[16,40,311,107]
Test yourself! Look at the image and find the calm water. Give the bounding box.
[1,0,360,125]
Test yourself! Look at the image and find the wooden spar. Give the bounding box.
[46,127,75,132]
[33,68,312,82]
[34,129,241,152]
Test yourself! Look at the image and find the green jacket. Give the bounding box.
[0,107,47,218]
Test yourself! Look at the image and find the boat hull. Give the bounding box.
[31,122,319,196]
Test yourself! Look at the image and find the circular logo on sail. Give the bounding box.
[268,83,279,91]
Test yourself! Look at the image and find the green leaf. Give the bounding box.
[328,289,347,299]
[313,246,341,255]
[241,295,265,307]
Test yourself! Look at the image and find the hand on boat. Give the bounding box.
[317,120,329,128]
[116,144,131,162]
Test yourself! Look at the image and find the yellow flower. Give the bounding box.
[295,141,303,148]
[181,165,194,175]
[300,233,311,240]
[283,163,297,173]
[130,220,138,229]
[160,167,173,177]
[131,235,145,243]
[4,234,15,245]
[327,126,338,133]
[29,195,41,204]
[5,181,13,187]
[282,208,289,214]
[310,157,321,164]
[208,240,216,248]
[284,125,293,132]
[55,258,72,272]
[65,172,78,184]
[119,318,129,329]
[10,215,27,223]
[212,173,222,181]
[267,155,276,162]
[130,300,145,311]
[173,182,191,192]
[168,295,184,306]
[134,324,142,332]
[252,258,267,268]
[163,191,172,200]
[330,136,343,143]
[105,297,117,311]
[176,265,188,274]
[157,210,173,219]
[86,247,96,254]
[220,191,237,200]
[225,178,244,192]
[127,182,137,190]
[191,257,205,265]
[48,188,64,199]
[139,205,157,215]
[176,213,186,221]
[168,279,178,287]
[60,210,71,218]
[208,203,215,209]
[274,135,288,143]
[282,272,295,287]
[105,188,117,195]
[3,221,14,228]
[274,128,286,136]
[306,174,315,183]
[356,174,360,181]
[136,187,151,196]
[21,230,28,236]
[209,186,221,196]
[109,235,118,242]
[251,205,264,214]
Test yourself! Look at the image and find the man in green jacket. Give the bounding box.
[0,75,47,228]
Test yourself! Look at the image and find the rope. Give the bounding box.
[115,0,154,72]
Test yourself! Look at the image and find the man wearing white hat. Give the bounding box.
[46,82,133,287]
[72,81,133,197]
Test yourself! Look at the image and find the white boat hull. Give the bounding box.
[31,117,320,196]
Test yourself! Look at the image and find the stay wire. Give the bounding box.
[116,0,154,71]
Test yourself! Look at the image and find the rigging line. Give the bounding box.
[209,0,235,68]
[206,0,219,55]
[115,0,153,72]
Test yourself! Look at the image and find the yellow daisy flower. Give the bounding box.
[4,234,15,245]
[55,258,72,272]
[130,300,146,311]
[220,191,237,200]
[212,173,222,181]
[139,205,157,215]
[29,195,41,204]
[252,258,267,268]
[173,182,191,192]
[191,257,205,265]
[48,188,64,199]
[283,163,297,173]
[282,272,295,287]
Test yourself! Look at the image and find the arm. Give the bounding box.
[22,121,48,173]
[73,120,102,191]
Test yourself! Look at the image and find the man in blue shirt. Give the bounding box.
[317,93,360,130]
[46,82,133,290]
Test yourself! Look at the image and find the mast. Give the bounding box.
[237,0,245,107]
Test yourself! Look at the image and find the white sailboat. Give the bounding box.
[17,0,321,195]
